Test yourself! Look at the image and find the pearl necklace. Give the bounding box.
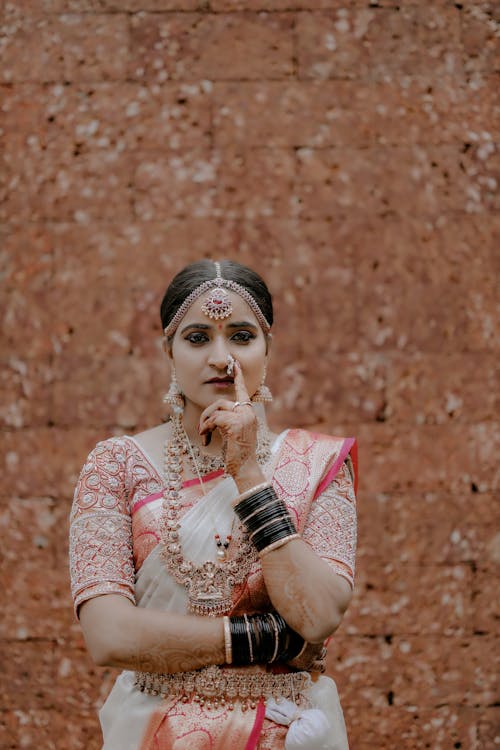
[159,412,272,617]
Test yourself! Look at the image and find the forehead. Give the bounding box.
[180,290,260,327]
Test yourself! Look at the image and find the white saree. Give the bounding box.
[70,429,357,749]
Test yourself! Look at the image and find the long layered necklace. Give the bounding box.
[159,412,272,617]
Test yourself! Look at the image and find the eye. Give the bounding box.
[185,332,209,344]
[231,330,255,343]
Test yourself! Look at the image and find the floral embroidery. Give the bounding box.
[70,438,138,614]
[302,462,357,587]
[69,433,357,617]
[70,510,136,612]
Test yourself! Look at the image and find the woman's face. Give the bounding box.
[169,291,269,412]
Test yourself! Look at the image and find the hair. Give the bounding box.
[160,259,274,333]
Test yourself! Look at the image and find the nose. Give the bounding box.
[207,336,231,371]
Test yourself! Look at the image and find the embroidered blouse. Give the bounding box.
[69,434,357,616]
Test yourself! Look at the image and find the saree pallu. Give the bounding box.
[70,429,357,750]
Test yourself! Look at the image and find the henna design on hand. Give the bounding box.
[199,361,260,478]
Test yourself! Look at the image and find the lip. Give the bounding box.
[205,377,234,385]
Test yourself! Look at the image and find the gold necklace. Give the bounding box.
[181,422,234,560]
[184,438,225,476]
[159,412,272,616]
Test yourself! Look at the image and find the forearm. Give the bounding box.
[262,539,352,643]
[234,467,353,641]
[234,460,265,494]
[79,595,225,673]
[260,539,353,642]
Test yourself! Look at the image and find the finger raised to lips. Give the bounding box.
[233,360,251,404]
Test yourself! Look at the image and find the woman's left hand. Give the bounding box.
[287,641,327,672]
[199,361,259,478]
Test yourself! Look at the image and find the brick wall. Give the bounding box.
[1,2,498,748]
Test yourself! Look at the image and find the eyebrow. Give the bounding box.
[180,321,258,334]
[226,321,258,331]
[180,323,212,334]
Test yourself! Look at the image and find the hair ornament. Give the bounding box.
[164,261,271,337]
[200,262,233,321]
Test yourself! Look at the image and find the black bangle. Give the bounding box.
[251,520,297,553]
[243,498,292,532]
[235,487,278,521]
[228,612,304,666]
[229,616,252,665]
[281,625,305,662]
[234,485,297,554]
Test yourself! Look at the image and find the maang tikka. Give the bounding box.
[164,261,271,339]
[201,265,233,321]
[163,364,184,414]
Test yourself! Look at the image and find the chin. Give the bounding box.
[184,394,220,410]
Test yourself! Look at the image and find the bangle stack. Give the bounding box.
[234,483,299,556]
[224,612,304,667]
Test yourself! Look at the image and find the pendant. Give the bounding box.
[187,572,234,617]
[215,533,232,561]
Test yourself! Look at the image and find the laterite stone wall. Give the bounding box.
[1,1,498,748]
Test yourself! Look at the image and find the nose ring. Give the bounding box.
[226,354,235,376]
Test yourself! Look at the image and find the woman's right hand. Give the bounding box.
[199,361,264,487]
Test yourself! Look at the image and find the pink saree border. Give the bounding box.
[312,436,358,501]
[131,469,225,515]
[245,699,266,750]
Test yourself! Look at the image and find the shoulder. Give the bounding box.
[133,422,170,442]
[284,428,355,455]
[73,436,133,517]
[283,429,358,491]
[76,436,136,488]
[83,435,131,466]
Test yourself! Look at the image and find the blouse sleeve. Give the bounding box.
[301,458,357,588]
[69,438,136,616]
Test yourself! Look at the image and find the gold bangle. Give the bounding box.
[243,614,254,664]
[223,616,232,665]
[268,613,280,663]
[258,533,301,558]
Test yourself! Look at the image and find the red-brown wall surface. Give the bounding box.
[1,2,498,748]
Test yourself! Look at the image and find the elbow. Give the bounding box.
[88,638,135,670]
[298,586,353,642]
[298,609,344,644]
[87,625,135,668]
[84,632,117,668]
[79,595,138,669]
[92,649,111,668]
[80,616,131,669]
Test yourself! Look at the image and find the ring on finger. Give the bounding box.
[232,400,253,411]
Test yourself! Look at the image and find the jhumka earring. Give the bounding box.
[252,365,273,403]
[163,365,184,414]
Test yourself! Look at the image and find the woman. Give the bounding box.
[69,259,358,750]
